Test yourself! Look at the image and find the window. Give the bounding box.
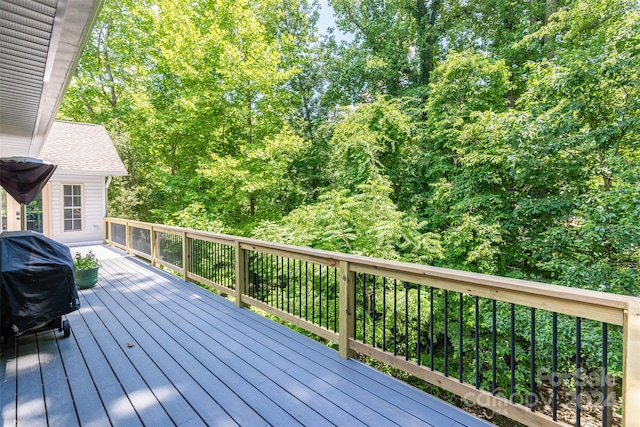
[63,185,82,231]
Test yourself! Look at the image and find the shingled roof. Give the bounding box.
[38,121,127,176]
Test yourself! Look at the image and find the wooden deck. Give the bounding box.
[1,247,492,427]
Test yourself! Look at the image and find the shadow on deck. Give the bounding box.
[1,247,491,426]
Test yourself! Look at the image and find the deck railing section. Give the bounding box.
[104,218,640,427]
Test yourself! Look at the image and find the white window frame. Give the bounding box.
[62,184,83,232]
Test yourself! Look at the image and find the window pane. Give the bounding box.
[63,185,82,232]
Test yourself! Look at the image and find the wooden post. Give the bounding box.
[622,302,640,426]
[339,261,355,359]
[125,221,131,254]
[182,231,189,282]
[235,241,248,308]
[151,227,157,267]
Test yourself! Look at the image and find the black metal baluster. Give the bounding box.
[333,268,338,333]
[294,259,302,319]
[271,254,276,306]
[404,282,409,361]
[280,257,285,311]
[224,246,229,287]
[459,293,464,382]
[286,258,291,313]
[193,240,199,277]
[278,256,283,310]
[510,304,515,403]
[229,245,233,287]
[602,322,608,427]
[201,240,205,280]
[475,296,480,389]
[220,243,224,284]
[232,245,236,288]
[325,266,329,329]
[373,275,377,348]
[552,312,558,421]
[312,263,315,323]
[210,242,213,280]
[576,317,582,426]
[248,249,253,298]
[492,300,497,395]
[417,285,421,365]
[218,243,222,284]
[362,273,367,343]
[275,255,280,308]
[430,287,434,370]
[393,279,398,356]
[305,262,309,321]
[299,260,303,318]
[222,244,226,285]
[220,243,224,285]
[263,254,268,304]
[215,243,219,283]
[530,308,536,412]
[444,290,449,377]
[223,244,227,286]
[319,263,323,326]
[352,272,357,340]
[275,256,280,308]
[257,252,262,301]
[203,241,207,280]
[383,277,387,350]
[199,240,204,279]
[197,240,201,278]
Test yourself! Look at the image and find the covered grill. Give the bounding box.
[0,157,78,341]
[0,231,79,339]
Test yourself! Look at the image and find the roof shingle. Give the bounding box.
[38,121,127,176]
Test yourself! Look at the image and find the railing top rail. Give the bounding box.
[105,217,639,314]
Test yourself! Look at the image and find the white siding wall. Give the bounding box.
[49,174,105,244]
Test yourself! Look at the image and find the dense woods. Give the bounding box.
[59,0,639,296]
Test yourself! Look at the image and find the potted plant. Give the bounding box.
[74,250,101,289]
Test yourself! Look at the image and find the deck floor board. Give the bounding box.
[1,247,493,427]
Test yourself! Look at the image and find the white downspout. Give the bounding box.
[105,175,112,217]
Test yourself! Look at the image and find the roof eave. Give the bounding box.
[30,0,106,157]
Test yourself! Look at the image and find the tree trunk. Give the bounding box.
[544,0,557,58]
[414,0,442,86]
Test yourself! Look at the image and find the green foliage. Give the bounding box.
[74,251,101,270]
[324,96,419,200]
[254,180,443,263]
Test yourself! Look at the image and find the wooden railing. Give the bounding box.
[104,217,640,427]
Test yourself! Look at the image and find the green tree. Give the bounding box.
[254,180,443,263]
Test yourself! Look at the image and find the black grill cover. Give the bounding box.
[0,231,79,337]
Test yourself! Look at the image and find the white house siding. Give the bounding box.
[49,174,105,244]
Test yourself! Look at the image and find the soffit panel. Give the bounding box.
[0,0,103,158]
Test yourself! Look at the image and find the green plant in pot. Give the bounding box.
[74,251,101,289]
